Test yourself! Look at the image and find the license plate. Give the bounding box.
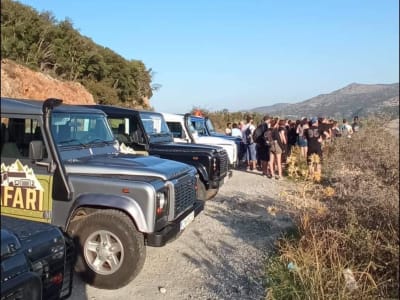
[180,211,195,231]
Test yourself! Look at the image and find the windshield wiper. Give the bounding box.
[57,139,87,147]
[86,138,114,146]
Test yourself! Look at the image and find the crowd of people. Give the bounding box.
[225,115,361,179]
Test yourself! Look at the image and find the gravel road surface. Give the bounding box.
[70,168,295,300]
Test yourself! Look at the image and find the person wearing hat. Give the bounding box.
[304,117,323,177]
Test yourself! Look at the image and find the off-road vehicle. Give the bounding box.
[1,216,74,300]
[82,105,231,200]
[162,112,238,167]
[195,114,244,161]
[1,97,203,290]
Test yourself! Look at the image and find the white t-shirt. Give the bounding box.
[231,128,242,137]
[341,124,353,138]
[242,123,256,143]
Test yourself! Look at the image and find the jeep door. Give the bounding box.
[1,116,54,223]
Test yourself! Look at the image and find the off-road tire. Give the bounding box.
[197,181,218,201]
[72,209,146,289]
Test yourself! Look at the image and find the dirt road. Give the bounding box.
[70,169,294,300]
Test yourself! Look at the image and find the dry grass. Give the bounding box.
[266,117,399,299]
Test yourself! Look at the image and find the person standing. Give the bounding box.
[242,115,257,171]
[297,118,309,158]
[352,116,361,133]
[238,120,246,164]
[255,115,271,177]
[319,117,332,147]
[231,123,242,137]
[331,120,341,139]
[341,119,353,138]
[268,118,284,179]
[287,120,298,157]
[225,122,232,136]
[278,119,288,165]
[304,117,323,177]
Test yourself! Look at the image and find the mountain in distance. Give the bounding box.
[250,83,399,119]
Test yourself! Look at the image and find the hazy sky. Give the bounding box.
[18,0,399,113]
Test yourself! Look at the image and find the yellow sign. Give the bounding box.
[1,159,53,223]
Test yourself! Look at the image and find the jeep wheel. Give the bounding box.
[206,188,218,200]
[197,181,218,201]
[72,209,146,289]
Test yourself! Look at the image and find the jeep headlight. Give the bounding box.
[156,191,167,216]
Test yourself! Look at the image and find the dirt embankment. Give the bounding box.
[1,59,95,104]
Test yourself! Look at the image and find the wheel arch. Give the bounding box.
[66,194,150,233]
[191,161,209,185]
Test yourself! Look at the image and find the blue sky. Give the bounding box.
[18,0,399,113]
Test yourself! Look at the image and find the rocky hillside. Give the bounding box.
[1,59,95,105]
[251,83,399,119]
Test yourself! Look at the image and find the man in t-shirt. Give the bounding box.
[352,116,361,133]
[304,117,323,176]
[256,115,271,176]
[341,119,353,138]
[231,123,242,137]
[319,117,331,147]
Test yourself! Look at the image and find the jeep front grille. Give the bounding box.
[218,150,229,177]
[174,174,197,218]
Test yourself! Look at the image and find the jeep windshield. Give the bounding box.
[188,117,209,137]
[51,112,116,159]
[139,112,173,143]
[205,118,216,135]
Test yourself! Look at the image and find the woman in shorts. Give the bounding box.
[268,119,284,179]
[296,118,309,158]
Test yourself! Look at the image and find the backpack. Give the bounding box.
[264,128,273,146]
[245,126,253,144]
[252,124,265,144]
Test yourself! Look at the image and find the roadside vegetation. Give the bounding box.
[1,0,154,108]
[265,117,399,299]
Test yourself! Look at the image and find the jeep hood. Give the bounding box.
[149,141,225,155]
[195,136,237,164]
[64,154,195,181]
[195,136,236,146]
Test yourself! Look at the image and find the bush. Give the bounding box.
[266,117,399,299]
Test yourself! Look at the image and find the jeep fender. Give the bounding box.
[191,161,209,185]
[67,194,150,233]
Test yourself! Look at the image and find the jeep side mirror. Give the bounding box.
[29,140,44,161]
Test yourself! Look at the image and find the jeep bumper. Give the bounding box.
[146,200,204,247]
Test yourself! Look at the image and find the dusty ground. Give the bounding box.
[69,168,296,300]
[387,118,399,138]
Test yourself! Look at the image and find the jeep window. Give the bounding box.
[51,113,114,147]
[139,112,170,136]
[166,122,184,138]
[107,118,130,144]
[1,117,47,159]
[206,118,216,134]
